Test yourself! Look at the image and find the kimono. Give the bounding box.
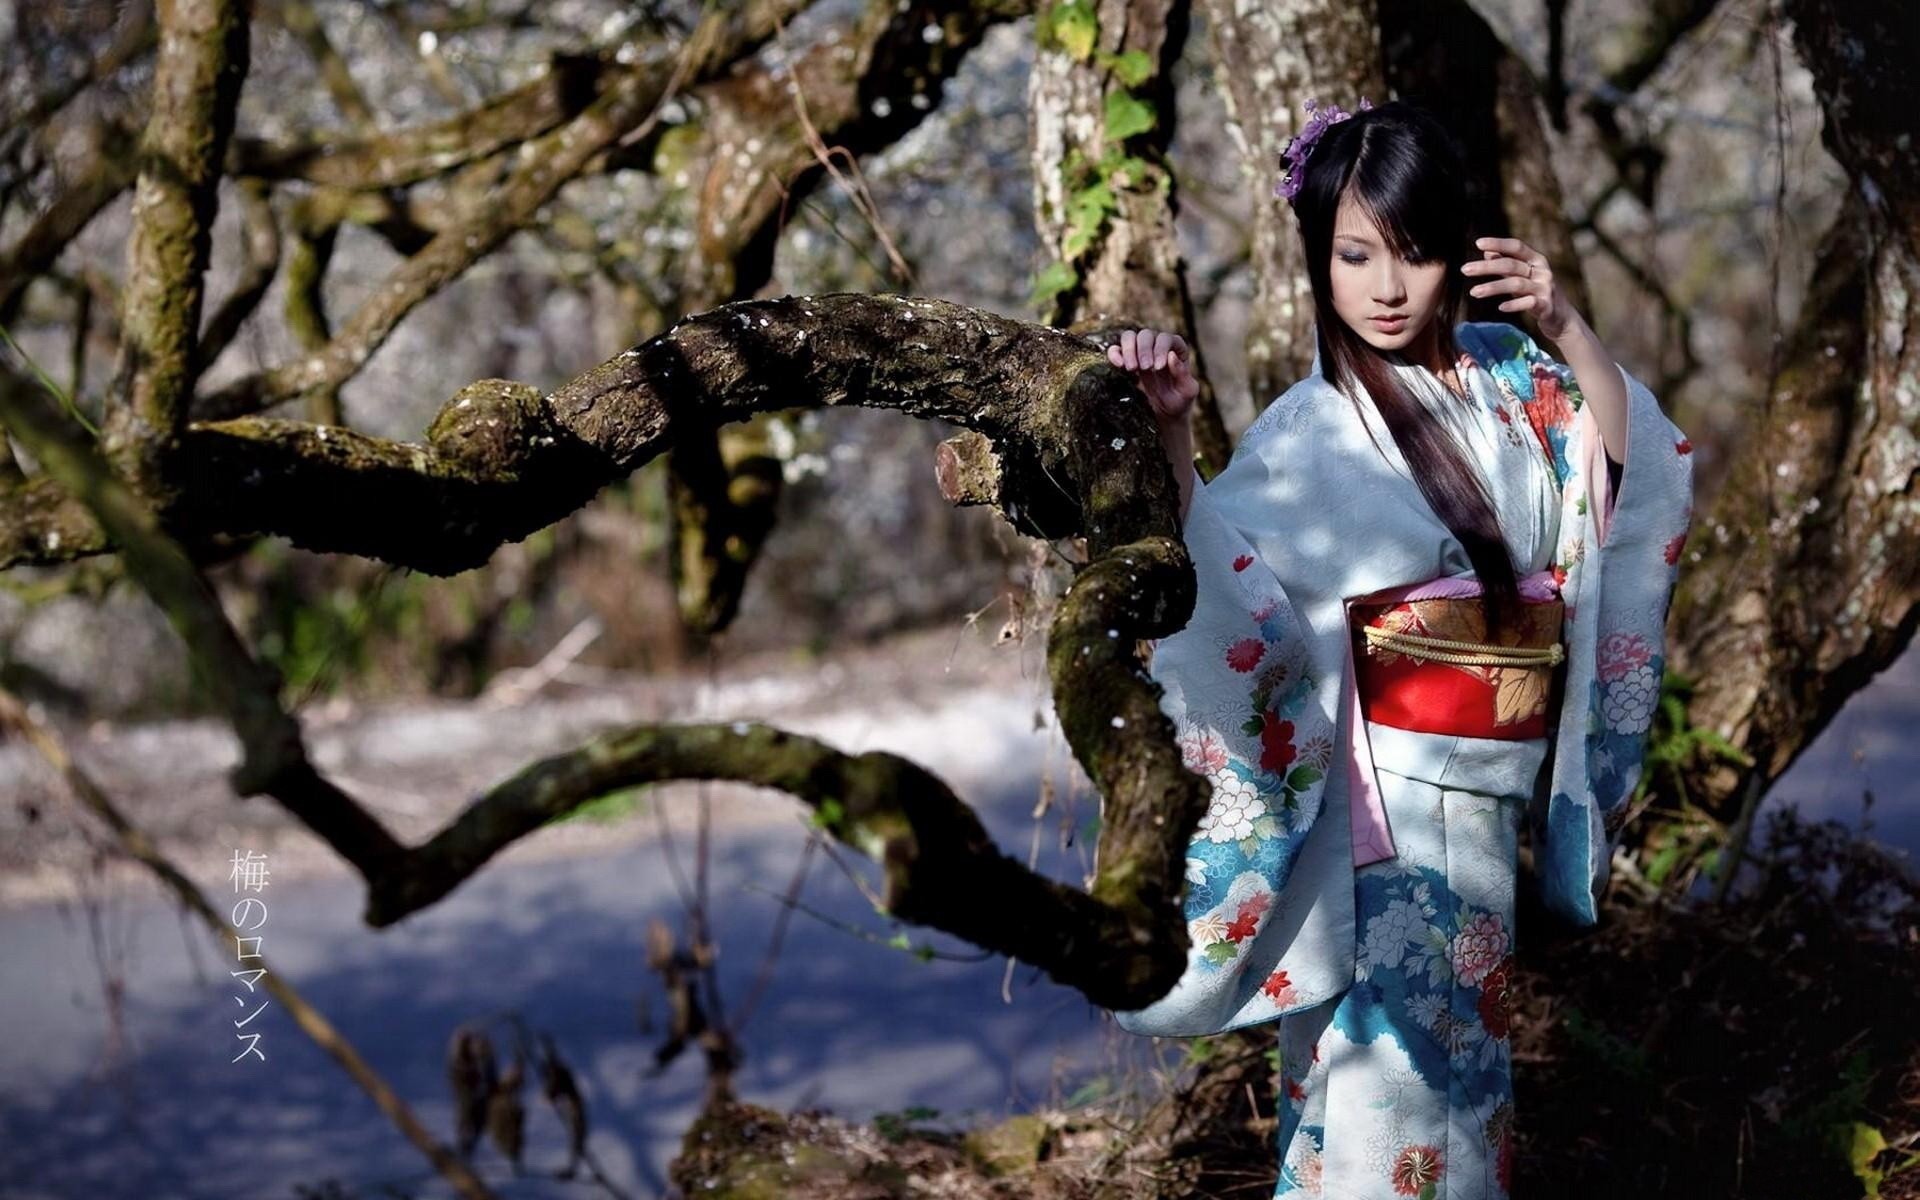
[1106,321,1694,1198]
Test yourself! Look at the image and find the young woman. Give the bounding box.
[1100,99,1694,1197]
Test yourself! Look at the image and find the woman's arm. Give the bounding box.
[1548,310,1629,468]
[1463,236,1628,466]
[1160,417,1198,525]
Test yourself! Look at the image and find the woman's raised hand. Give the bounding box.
[1106,327,1199,426]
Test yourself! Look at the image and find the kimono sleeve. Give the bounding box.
[1107,418,1357,1037]
[1516,329,1696,927]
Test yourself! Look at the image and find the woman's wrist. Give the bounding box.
[1157,416,1197,522]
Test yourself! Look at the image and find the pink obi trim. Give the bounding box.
[1342,566,1562,867]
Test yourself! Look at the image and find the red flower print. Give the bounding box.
[1525,367,1575,458]
[1493,404,1512,424]
[1477,956,1513,1040]
[1226,891,1271,943]
[1664,530,1688,565]
[1675,437,1692,455]
[1284,1075,1307,1102]
[1226,638,1266,673]
[1233,554,1254,572]
[1390,1143,1445,1195]
[1262,968,1298,1004]
[1597,631,1653,682]
[1550,563,1567,589]
[1258,713,1298,775]
[1180,731,1229,774]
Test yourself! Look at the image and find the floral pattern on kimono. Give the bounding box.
[1108,321,1694,1040]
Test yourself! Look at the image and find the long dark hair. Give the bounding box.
[1290,99,1521,637]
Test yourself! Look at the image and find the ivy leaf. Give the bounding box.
[1103,91,1157,142]
[1203,940,1239,965]
[1096,47,1153,87]
[1051,2,1097,60]
[1029,259,1079,310]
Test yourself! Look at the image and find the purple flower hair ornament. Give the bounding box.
[1274,96,1374,203]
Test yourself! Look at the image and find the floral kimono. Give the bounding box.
[1107,321,1694,1198]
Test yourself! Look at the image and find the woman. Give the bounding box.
[1100,99,1694,1197]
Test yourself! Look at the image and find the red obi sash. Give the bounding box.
[1341,569,1565,867]
[1349,590,1567,739]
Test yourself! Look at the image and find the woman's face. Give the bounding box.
[1329,193,1448,358]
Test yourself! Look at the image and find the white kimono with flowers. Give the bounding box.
[1110,321,1694,1037]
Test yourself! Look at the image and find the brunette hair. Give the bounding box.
[1289,99,1521,637]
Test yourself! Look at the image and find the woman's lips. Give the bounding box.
[1370,315,1408,331]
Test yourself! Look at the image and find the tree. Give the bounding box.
[0,0,1912,1195]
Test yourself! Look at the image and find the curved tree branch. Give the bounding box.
[195,0,820,420]
[3,287,1216,1013]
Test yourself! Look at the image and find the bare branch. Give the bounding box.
[101,0,251,483]
[0,687,500,1200]
[0,121,139,328]
[228,49,623,186]
[263,0,378,129]
[198,0,822,419]
[0,366,408,873]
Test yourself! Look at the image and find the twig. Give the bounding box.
[0,684,500,1200]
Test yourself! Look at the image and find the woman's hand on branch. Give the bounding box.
[1107,328,1198,427]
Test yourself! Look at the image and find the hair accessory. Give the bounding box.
[1274,96,1375,203]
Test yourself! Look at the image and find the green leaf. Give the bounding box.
[1028,259,1079,310]
[1286,765,1324,790]
[810,797,847,831]
[1103,91,1156,141]
[1096,48,1154,87]
[1844,1121,1889,1196]
[1644,842,1682,887]
[1051,2,1096,60]
[1241,716,1265,736]
[1203,940,1239,964]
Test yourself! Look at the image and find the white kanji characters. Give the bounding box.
[229,849,271,893]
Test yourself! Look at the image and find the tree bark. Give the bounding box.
[1195,0,1381,411]
[1027,0,1232,474]
[1670,0,1920,818]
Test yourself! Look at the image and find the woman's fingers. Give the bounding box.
[1108,328,1191,380]
[1470,274,1533,298]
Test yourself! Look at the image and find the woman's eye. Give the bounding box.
[1339,253,1367,265]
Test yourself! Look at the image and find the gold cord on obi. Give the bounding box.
[1360,624,1565,667]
